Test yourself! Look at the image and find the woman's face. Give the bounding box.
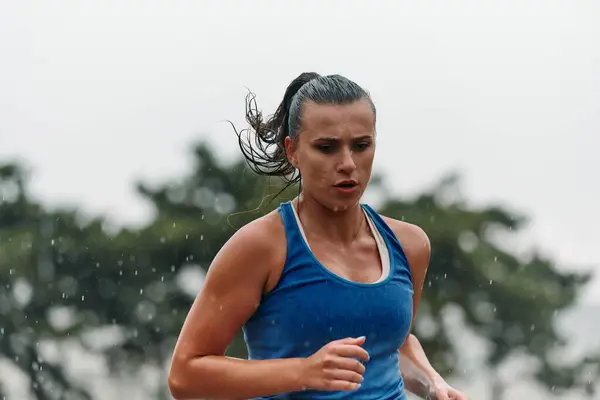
[285,99,376,211]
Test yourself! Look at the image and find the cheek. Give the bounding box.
[298,152,332,189]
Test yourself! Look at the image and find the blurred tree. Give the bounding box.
[0,143,598,400]
[377,173,598,399]
[0,163,94,400]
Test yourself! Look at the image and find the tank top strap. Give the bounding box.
[277,200,307,264]
[361,204,413,284]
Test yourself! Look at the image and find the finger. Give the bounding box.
[336,336,366,346]
[323,380,361,392]
[333,356,366,374]
[324,368,364,384]
[450,391,468,400]
[436,391,451,400]
[332,344,370,362]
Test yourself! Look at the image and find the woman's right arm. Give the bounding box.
[168,215,368,400]
[167,216,303,399]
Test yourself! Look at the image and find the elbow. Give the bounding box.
[167,365,189,400]
[168,371,187,400]
[168,355,206,400]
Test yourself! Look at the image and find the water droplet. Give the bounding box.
[160,237,166,243]
[489,280,493,285]
[185,234,189,239]
[8,269,13,275]
[140,289,144,295]
[81,295,85,301]
[530,324,535,332]
[493,256,498,262]
[201,235,204,241]
[171,265,175,272]
[134,270,138,276]
[50,239,55,246]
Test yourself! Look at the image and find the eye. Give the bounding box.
[316,144,336,153]
[353,142,371,152]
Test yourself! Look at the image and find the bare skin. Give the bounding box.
[168,100,467,400]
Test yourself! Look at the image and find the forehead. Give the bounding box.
[299,100,375,139]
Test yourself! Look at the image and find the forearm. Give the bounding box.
[399,334,443,399]
[168,355,305,399]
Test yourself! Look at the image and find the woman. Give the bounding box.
[168,72,468,399]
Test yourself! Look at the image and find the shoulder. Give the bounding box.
[380,215,431,276]
[208,209,287,286]
[222,209,287,264]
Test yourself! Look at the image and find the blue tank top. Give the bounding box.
[242,201,414,399]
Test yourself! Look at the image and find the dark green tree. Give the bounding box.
[378,173,599,399]
[0,143,598,399]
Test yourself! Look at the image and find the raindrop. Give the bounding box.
[202,215,205,220]
[219,305,223,311]
[81,295,85,301]
[171,265,175,272]
[50,239,55,246]
[160,237,166,244]
[185,234,189,240]
[96,262,100,268]
[8,269,12,275]
[134,270,138,276]
[201,235,204,241]
[489,280,493,285]
[493,256,498,262]
[530,324,536,332]
[173,222,176,228]
[140,289,144,295]
[443,273,447,279]
[119,270,123,276]
[160,276,164,282]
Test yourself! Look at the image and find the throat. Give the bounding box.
[294,197,365,245]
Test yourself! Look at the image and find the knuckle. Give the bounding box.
[323,354,336,367]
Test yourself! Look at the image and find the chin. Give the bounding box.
[324,195,363,213]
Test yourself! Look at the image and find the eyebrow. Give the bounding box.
[314,135,374,142]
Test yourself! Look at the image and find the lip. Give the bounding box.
[333,179,360,195]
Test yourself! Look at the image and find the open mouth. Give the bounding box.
[334,180,359,190]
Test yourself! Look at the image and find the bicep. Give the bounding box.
[389,220,431,332]
[172,225,276,360]
[409,230,430,326]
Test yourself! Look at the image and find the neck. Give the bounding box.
[294,193,366,245]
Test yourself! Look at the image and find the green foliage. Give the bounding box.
[0,143,597,399]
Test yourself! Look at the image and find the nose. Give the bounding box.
[337,147,356,174]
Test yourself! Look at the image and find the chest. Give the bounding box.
[251,278,414,358]
[310,236,383,284]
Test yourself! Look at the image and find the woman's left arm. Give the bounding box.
[388,219,467,400]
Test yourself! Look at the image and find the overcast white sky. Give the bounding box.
[1,0,598,303]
